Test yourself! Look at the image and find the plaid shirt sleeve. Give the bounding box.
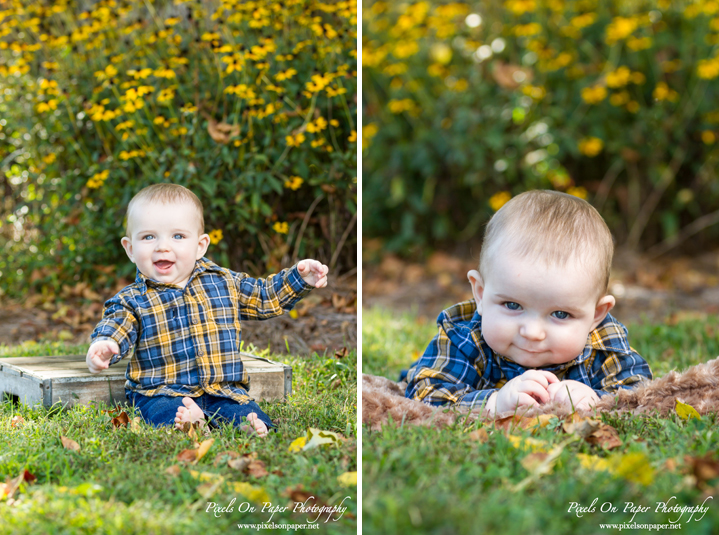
[586,317,653,396]
[90,292,139,364]
[405,304,497,409]
[230,264,313,320]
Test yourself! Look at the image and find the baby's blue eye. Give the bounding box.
[141,235,154,240]
[173,234,184,239]
[504,302,521,311]
[552,311,570,319]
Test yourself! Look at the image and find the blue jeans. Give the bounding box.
[127,391,274,431]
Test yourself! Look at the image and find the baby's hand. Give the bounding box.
[547,380,599,411]
[297,259,328,288]
[489,370,559,415]
[86,340,119,374]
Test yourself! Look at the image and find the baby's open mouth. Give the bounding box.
[154,260,174,271]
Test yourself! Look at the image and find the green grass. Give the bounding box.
[362,307,719,535]
[0,343,357,534]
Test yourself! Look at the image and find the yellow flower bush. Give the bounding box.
[0,0,357,297]
[363,0,719,252]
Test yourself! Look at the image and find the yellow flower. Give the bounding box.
[626,101,640,113]
[578,137,603,157]
[653,82,679,102]
[698,57,719,79]
[610,91,630,106]
[286,133,306,147]
[702,130,716,144]
[567,186,588,200]
[505,0,536,16]
[115,120,135,131]
[581,86,607,105]
[275,68,297,81]
[489,191,511,211]
[627,36,652,51]
[348,130,357,143]
[284,176,304,190]
[208,229,223,244]
[86,169,110,189]
[606,66,631,88]
[94,64,117,80]
[36,99,58,113]
[272,221,289,234]
[363,123,379,149]
[605,16,639,45]
[43,153,57,164]
[306,117,328,134]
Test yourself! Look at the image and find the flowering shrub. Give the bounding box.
[0,0,357,298]
[363,0,719,254]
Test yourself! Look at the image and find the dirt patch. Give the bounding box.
[362,248,719,326]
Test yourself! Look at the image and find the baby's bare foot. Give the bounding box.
[240,412,268,437]
[174,397,206,430]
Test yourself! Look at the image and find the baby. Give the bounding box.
[87,183,328,435]
[405,190,652,415]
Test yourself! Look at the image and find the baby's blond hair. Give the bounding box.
[125,183,204,236]
[479,190,614,295]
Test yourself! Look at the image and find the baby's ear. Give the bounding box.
[467,270,485,314]
[592,294,616,329]
[196,233,210,259]
[121,237,134,262]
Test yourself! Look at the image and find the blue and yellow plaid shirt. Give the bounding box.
[405,300,652,408]
[91,257,312,403]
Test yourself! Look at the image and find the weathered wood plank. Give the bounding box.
[0,353,291,408]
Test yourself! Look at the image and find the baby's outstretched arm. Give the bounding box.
[86,340,119,374]
[297,259,329,288]
[486,370,559,416]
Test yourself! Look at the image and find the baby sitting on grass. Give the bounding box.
[87,183,328,435]
[405,190,652,415]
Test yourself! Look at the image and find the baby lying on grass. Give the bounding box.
[404,190,652,415]
[87,183,328,436]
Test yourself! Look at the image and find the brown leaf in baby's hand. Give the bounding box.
[586,425,623,450]
[111,411,130,428]
[246,460,268,479]
[61,436,80,452]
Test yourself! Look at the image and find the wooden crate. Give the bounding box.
[0,353,292,408]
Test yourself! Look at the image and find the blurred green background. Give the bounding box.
[363,0,719,256]
[1,0,357,301]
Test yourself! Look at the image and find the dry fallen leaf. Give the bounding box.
[165,465,182,477]
[228,457,252,471]
[196,439,215,462]
[246,460,269,479]
[10,416,25,428]
[562,416,602,438]
[177,449,198,463]
[230,482,270,504]
[207,117,240,144]
[521,452,554,475]
[493,415,537,433]
[469,428,489,443]
[676,399,701,421]
[111,411,130,428]
[686,454,719,489]
[213,450,240,467]
[337,471,357,487]
[586,425,623,450]
[61,436,81,452]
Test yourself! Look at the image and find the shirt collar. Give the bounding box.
[134,257,222,292]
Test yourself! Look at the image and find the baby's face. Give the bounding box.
[121,200,209,288]
[469,250,614,368]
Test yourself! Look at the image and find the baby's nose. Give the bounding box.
[154,237,171,251]
[519,319,545,341]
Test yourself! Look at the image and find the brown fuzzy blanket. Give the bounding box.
[362,357,719,430]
